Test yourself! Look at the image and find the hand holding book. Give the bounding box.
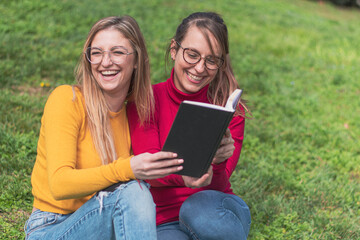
[212,129,235,165]
[182,165,213,188]
[162,89,243,178]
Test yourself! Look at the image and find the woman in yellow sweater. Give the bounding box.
[24,16,183,240]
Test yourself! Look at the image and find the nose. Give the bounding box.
[101,52,113,66]
[194,58,206,73]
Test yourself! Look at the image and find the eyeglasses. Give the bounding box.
[85,46,134,64]
[176,41,224,70]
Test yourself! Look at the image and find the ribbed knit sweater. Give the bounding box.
[31,85,135,214]
[127,71,245,225]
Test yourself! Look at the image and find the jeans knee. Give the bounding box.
[179,190,215,221]
[179,191,251,240]
[115,181,155,221]
[179,191,217,233]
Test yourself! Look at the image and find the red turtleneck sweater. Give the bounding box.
[127,71,245,225]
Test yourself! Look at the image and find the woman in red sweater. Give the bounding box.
[127,12,251,240]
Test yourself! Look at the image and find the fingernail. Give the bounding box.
[177,166,183,170]
[179,159,184,163]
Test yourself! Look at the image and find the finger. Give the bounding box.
[151,151,178,161]
[220,140,235,151]
[220,135,229,145]
[216,145,226,154]
[220,144,235,154]
[191,174,211,188]
[224,128,231,137]
[215,145,231,156]
[197,167,212,182]
[151,158,184,169]
[220,135,234,146]
[145,165,183,179]
[216,149,234,160]
[182,176,204,188]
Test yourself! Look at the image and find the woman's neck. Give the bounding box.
[166,70,210,105]
[104,91,127,113]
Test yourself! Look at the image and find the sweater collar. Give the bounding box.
[166,68,209,105]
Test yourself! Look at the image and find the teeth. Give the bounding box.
[102,70,119,76]
[187,72,202,81]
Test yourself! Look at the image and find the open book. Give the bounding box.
[162,89,243,177]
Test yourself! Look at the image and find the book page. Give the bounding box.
[225,89,243,111]
[182,100,233,112]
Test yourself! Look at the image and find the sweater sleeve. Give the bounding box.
[226,114,245,177]
[44,86,135,200]
[127,101,186,187]
[126,102,161,154]
[196,114,245,192]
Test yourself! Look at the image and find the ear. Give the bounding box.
[170,39,177,60]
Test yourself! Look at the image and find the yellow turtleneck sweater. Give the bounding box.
[31,85,135,214]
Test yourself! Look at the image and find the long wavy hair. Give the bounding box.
[166,12,251,117]
[75,16,154,164]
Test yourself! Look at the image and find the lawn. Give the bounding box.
[1,0,359,239]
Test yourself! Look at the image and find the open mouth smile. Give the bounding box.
[186,72,203,83]
[101,70,120,77]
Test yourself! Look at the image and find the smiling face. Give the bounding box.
[90,28,136,98]
[171,25,221,94]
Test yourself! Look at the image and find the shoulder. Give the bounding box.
[152,81,167,100]
[229,113,245,132]
[152,81,167,92]
[49,84,82,98]
[44,85,85,118]
[47,85,83,104]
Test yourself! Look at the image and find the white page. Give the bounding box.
[225,89,243,111]
[182,100,233,112]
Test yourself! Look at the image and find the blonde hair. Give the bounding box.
[166,12,251,117]
[75,16,154,164]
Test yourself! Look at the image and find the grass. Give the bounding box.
[1,0,360,239]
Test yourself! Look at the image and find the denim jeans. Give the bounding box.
[24,180,157,240]
[157,190,251,240]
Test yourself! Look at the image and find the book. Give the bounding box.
[162,89,243,178]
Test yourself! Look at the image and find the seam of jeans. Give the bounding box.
[179,217,199,240]
[25,211,59,237]
[221,196,251,231]
[55,204,111,240]
[113,181,129,239]
[224,197,247,220]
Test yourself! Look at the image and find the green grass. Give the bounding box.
[1,0,360,239]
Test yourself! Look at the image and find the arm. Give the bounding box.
[47,87,182,200]
[127,101,186,187]
[198,114,245,191]
[225,114,245,177]
[44,86,135,200]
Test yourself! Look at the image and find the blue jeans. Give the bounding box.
[157,190,251,240]
[24,180,157,240]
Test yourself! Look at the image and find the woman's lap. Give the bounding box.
[25,180,156,240]
[157,221,190,240]
[157,190,251,240]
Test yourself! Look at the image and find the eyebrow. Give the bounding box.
[184,47,222,59]
[90,45,129,50]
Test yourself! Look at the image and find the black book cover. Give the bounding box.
[162,101,235,178]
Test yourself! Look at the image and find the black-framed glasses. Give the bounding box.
[176,41,224,70]
[85,46,134,64]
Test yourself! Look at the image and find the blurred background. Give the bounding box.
[1,0,359,239]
